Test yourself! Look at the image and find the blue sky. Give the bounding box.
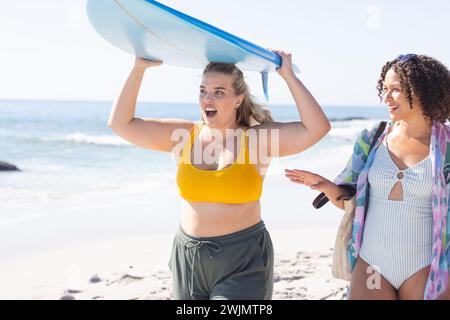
[0,0,449,106]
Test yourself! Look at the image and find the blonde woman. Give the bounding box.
[109,50,330,300]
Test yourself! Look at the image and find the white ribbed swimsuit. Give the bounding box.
[359,142,433,290]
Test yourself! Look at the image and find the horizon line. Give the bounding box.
[0,98,384,109]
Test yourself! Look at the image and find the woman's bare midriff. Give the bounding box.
[181,200,262,237]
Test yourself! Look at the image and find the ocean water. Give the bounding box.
[0,100,389,216]
[0,100,388,260]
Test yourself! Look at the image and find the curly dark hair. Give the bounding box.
[377,54,450,123]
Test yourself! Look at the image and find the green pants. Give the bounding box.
[169,221,274,300]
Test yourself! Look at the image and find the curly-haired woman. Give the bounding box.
[285,54,450,300]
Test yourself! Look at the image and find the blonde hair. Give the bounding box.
[203,62,274,127]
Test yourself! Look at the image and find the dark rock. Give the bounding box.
[0,161,20,172]
[60,295,75,300]
[89,275,102,284]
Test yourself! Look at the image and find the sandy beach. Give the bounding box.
[0,134,352,300]
[0,226,349,300]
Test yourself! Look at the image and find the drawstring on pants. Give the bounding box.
[184,240,222,297]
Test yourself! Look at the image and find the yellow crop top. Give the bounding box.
[176,123,263,204]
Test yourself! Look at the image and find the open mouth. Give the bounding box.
[388,105,399,112]
[205,107,218,117]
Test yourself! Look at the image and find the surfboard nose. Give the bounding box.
[87,0,300,100]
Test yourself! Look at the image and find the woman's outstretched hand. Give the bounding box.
[285,169,331,192]
[285,169,348,210]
